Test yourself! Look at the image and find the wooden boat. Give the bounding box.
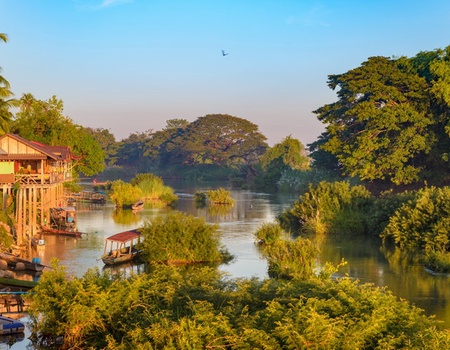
[0,315,25,335]
[131,200,144,211]
[40,226,83,238]
[101,229,142,266]
[49,206,77,232]
[0,252,45,272]
[0,277,37,289]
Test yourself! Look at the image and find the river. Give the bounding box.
[4,181,450,349]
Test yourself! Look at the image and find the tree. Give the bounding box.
[85,127,118,166]
[179,114,268,173]
[314,55,433,185]
[260,135,310,171]
[0,33,19,134]
[12,94,105,176]
[115,130,153,171]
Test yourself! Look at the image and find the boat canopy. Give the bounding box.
[105,229,141,243]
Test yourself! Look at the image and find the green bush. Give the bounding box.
[207,188,235,205]
[278,181,373,235]
[28,262,450,349]
[381,186,450,253]
[108,180,143,208]
[266,237,318,280]
[140,211,230,263]
[254,222,285,246]
[131,173,178,205]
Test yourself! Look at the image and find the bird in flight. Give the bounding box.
[221,50,229,56]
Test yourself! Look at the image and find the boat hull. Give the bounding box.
[0,316,25,335]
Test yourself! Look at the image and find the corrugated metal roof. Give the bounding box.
[106,229,141,243]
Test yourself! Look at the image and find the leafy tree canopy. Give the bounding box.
[85,127,118,166]
[0,33,19,134]
[260,135,310,171]
[314,47,450,185]
[11,94,105,176]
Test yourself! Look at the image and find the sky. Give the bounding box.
[1,0,450,146]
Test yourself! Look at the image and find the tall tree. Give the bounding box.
[0,33,19,134]
[260,135,310,171]
[179,114,268,172]
[12,94,105,176]
[314,55,433,185]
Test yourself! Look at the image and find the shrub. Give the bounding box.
[108,180,143,208]
[278,181,372,235]
[207,188,235,205]
[131,173,178,205]
[254,222,285,246]
[140,211,230,263]
[266,237,318,280]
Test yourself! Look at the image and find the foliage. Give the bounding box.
[108,180,143,208]
[266,237,318,280]
[278,181,373,235]
[63,181,82,194]
[115,130,153,171]
[381,186,450,254]
[0,33,19,134]
[130,173,178,205]
[140,211,229,263]
[314,48,450,185]
[207,187,235,205]
[276,168,343,193]
[194,191,207,207]
[260,135,310,171]
[11,94,105,176]
[254,222,286,245]
[144,115,268,177]
[27,261,450,349]
[85,127,118,166]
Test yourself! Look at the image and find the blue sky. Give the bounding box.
[1,0,450,145]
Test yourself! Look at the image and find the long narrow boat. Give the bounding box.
[0,252,45,272]
[101,229,142,266]
[0,315,25,335]
[0,277,37,289]
[40,226,83,238]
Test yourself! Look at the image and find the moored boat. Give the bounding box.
[0,315,25,335]
[101,229,142,266]
[0,252,45,272]
[0,277,37,290]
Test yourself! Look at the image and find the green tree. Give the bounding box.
[85,127,118,166]
[12,94,105,175]
[0,33,19,134]
[180,114,268,173]
[260,135,310,171]
[115,130,153,171]
[314,55,432,185]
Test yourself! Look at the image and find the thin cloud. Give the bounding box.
[287,5,331,27]
[99,0,133,8]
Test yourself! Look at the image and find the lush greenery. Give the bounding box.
[313,46,450,185]
[27,257,450,349]
[11,94,105,176]
[140,211,230,263]
[381,186,450,272]
[130,173,178,204]
[278,181,373,235]
[108,173,178,208]
[206,187,235,205]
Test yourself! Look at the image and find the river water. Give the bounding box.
[4,181,450,349]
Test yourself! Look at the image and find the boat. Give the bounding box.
[131,200,144,211]
[0,277,37,290]
[0,316,25,335]
[101,229,142,266]
[0,252,45,272]
[40,226,83,238]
